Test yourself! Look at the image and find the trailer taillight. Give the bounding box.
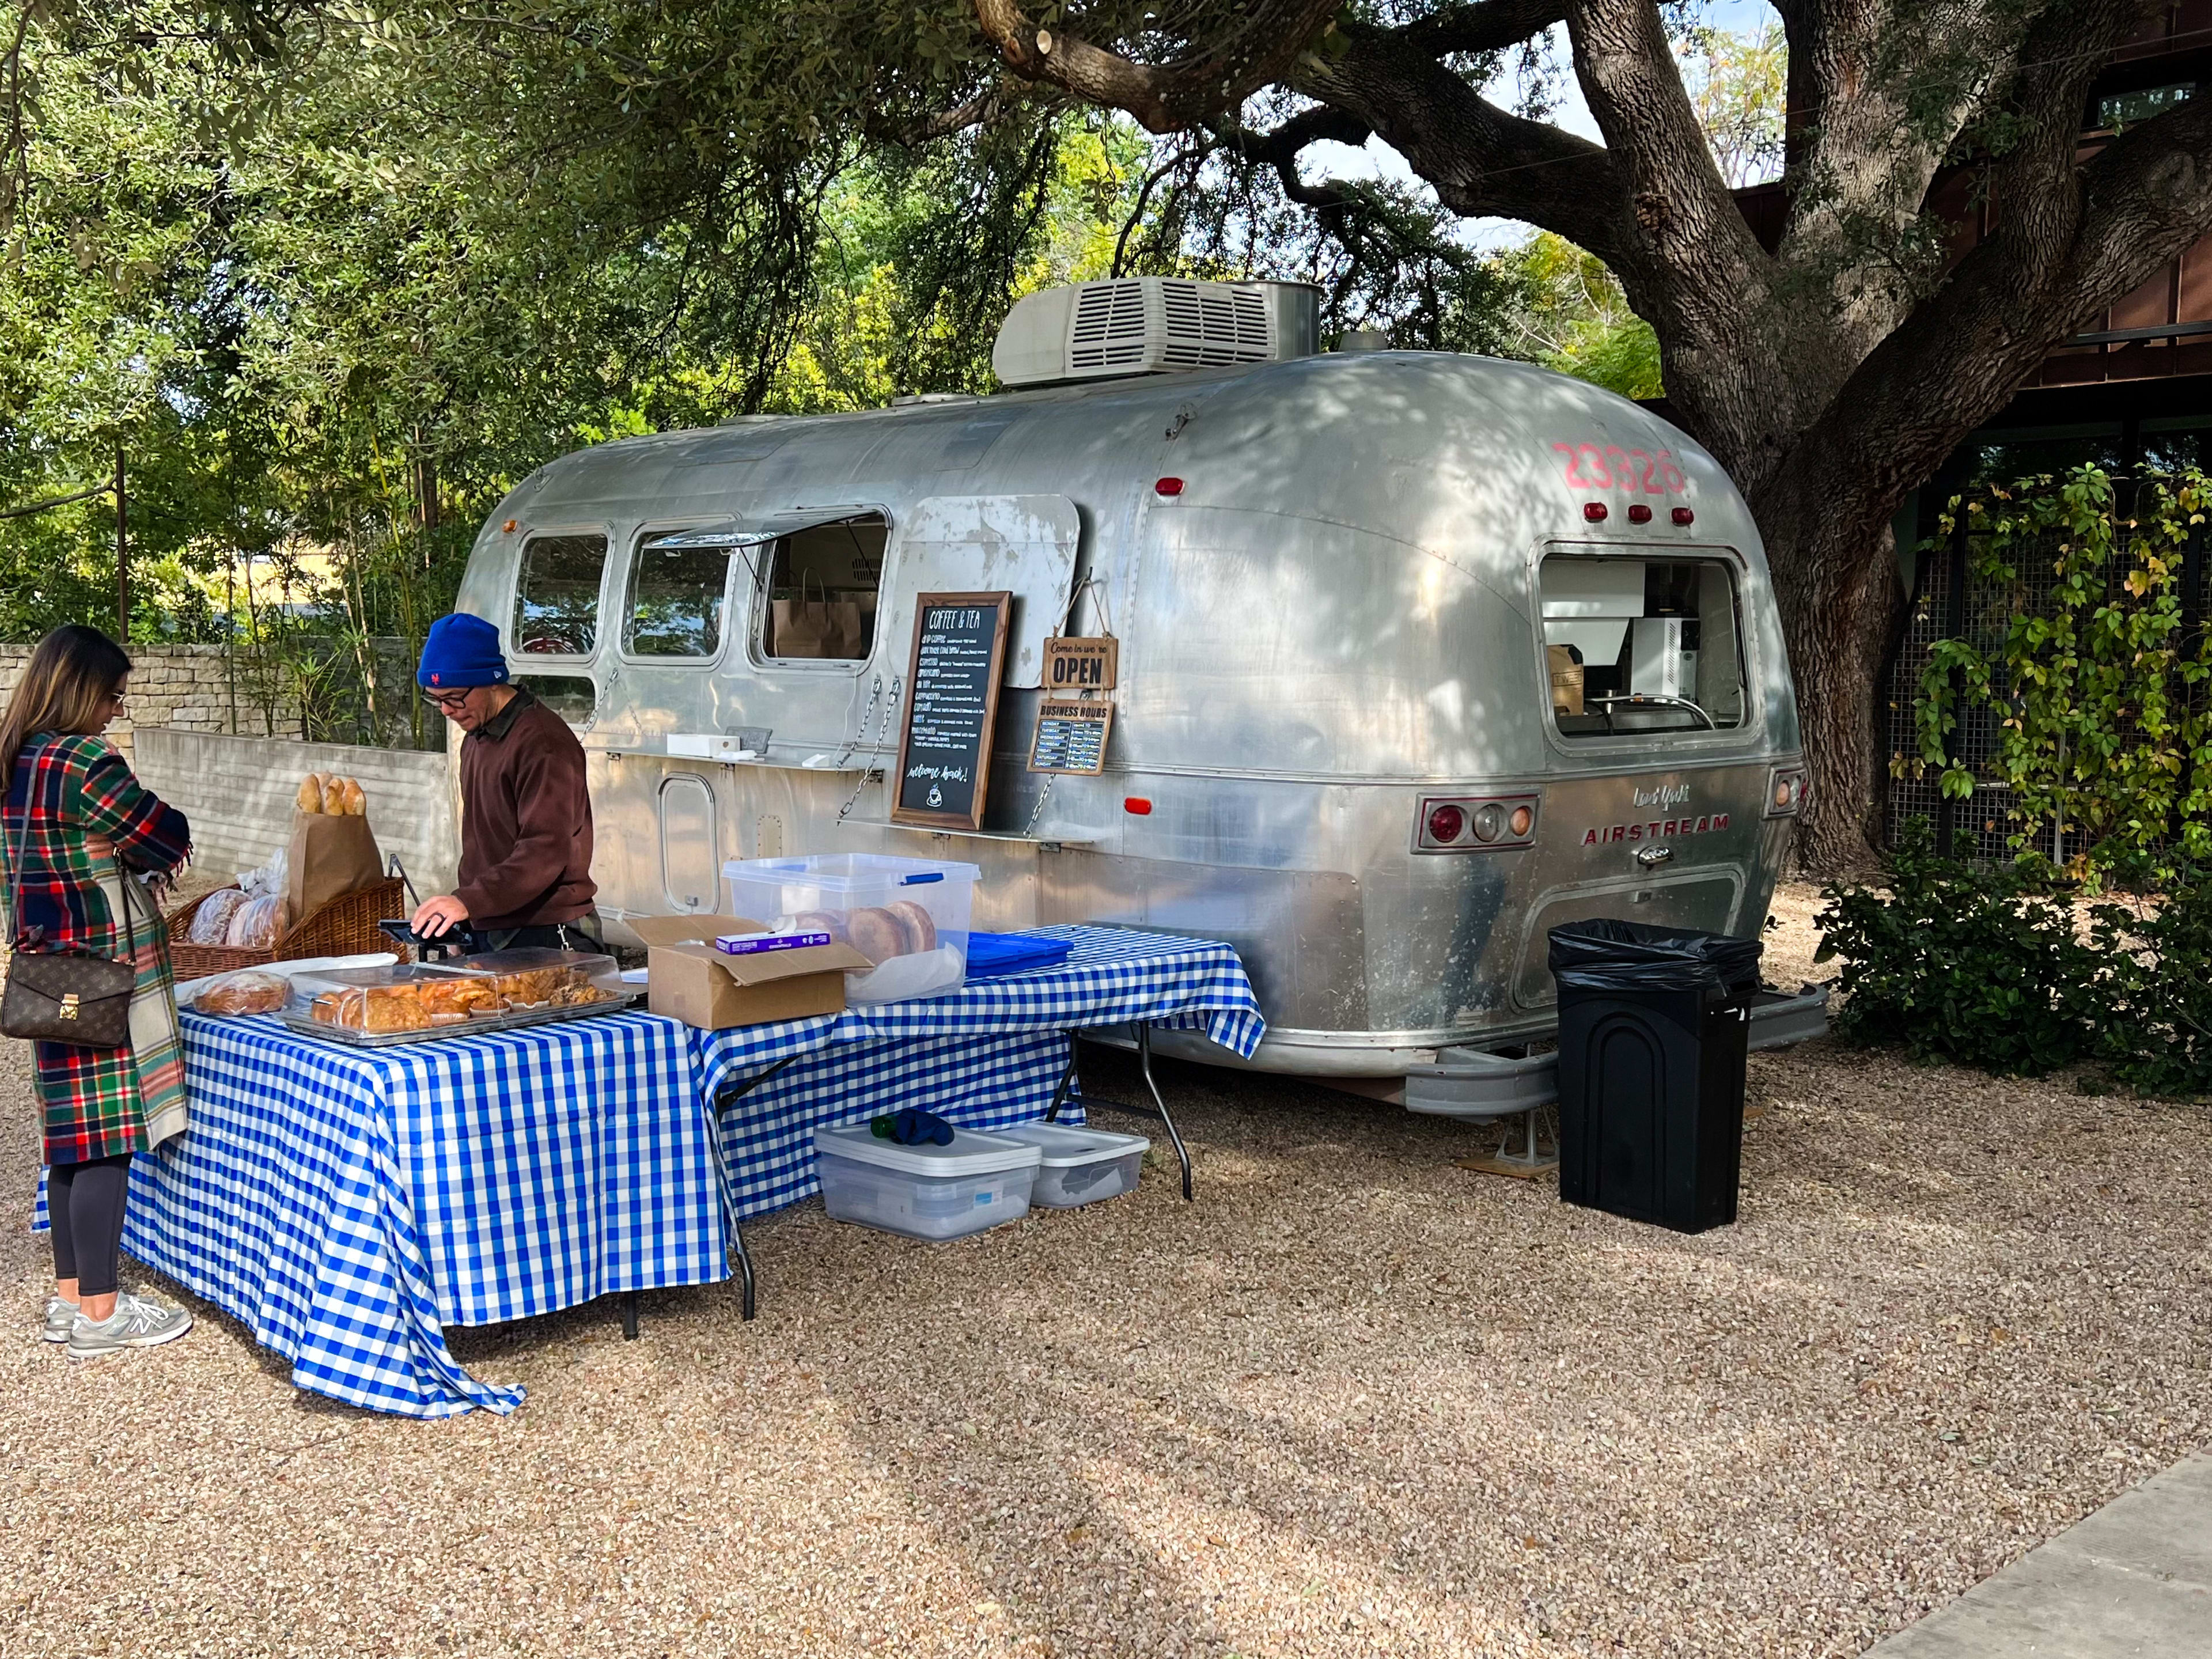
[1154,477,1184,497]
[1416,793,1540,853]
[1764,766,1809,817]
[1627,503,1652,524]
[1672,507,1695,526]
[1582,502,1608,522]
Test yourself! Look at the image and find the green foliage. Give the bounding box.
[1818,820,2212,1096]
[1907,467,2212,879]
[1482,233,1663,400]
[1816,820,2103,1075]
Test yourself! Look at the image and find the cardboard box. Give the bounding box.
[630,914,873,1028]
[1547,645,1585,717]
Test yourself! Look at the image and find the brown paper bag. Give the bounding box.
[285,808,384,923]
[771,574,865,660]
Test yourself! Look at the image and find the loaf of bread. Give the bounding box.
[188,887,249,945]
[225,893,285,949]
[297,774,325,812]
[192,971,289,1016]
[339,778,366,816]
[319,776,347,815]
[886,899,937,955]
[790,909,847,943]
[846,906,907,966]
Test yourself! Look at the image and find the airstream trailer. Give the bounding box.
[451,278,1813,1103]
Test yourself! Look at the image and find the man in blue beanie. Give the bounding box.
[410,613,599,950]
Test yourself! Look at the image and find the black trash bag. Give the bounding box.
[1547,917,1763,995]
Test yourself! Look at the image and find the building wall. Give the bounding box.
[132,728,460,896]
[0,642,282,764]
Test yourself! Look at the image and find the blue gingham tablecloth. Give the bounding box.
[694,925,1264,1221]
[36,1007,724,1419]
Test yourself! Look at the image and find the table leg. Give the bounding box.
[622,1290,640,1341]
[732,1221,756,1322]
[1044,1032,1080,1123]
[1137,1024,1194,1202]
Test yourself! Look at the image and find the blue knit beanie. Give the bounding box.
[417,613,510,689]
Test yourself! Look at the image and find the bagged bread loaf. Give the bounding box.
[225,893,285,949]
[340,778,366,816]
[319,777,347,815]
[296,774,325,813]
[193,970,289,1016]
[188,887,249,945]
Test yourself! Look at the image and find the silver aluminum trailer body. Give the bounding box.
[452,350,1801,1080]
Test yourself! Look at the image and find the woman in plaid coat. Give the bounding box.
[2,626,195,1356]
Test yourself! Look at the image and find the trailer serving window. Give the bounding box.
[623,531,740,658]
[512,533,608,657]
[757,513,887,663]
[1540,555,1747,736]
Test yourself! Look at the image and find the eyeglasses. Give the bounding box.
[420,687,474,713]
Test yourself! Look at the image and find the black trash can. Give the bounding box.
[1547,918,1763,1233]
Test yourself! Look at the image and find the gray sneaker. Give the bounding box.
[67,1293,192,1358]
[41,1297,78,1343]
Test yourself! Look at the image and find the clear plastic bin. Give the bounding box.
[723,853,980,1003]
[445,946,623,1010]
[813,1123,1040,1241]
[289,963,499,1033]
[993,1123,1150,1208]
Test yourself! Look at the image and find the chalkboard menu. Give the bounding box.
[892,591,1013,831]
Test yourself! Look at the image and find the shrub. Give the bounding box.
[1819,821,2212,1095]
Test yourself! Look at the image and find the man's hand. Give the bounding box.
[410,894,471,938]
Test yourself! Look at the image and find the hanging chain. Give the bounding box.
[836,673,900,823]
[1021,772,1057,838]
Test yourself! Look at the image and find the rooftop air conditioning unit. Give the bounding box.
[992,278,1321,388]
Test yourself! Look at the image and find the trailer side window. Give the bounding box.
[512,533,608,658]
[624,532,737,658]
[1539,555,1748,736]
[515,674,597,724]
[758,514,887,662]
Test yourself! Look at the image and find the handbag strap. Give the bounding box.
[5,740,138,961]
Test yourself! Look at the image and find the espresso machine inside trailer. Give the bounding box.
[452,276,1823,1111]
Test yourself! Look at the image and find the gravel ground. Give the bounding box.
[2,883,2208,1658]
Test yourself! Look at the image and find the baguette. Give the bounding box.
[297,774,325,813]
[319,777,347,815]
[339,777,366,816]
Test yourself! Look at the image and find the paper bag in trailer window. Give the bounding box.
[771,573,865,660]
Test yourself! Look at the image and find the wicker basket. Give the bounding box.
[166,877,408,980]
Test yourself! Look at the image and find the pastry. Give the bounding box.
[297,774,325,813]
[319,777,347,815]
[846,906,906,965]
[193,971,289,1016]
[340,778,366,816]
[886,899,936,955]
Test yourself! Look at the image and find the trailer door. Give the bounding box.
[877,495,1081,688]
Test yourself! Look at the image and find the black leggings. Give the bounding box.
[48,1154,132,1298]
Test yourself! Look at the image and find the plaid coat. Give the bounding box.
[4,733,193,1164]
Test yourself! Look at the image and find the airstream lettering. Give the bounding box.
[453,276,1804,1093]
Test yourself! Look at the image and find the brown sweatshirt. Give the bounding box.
[454,690,596,929]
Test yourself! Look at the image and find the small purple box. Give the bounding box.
[714,930,834,956]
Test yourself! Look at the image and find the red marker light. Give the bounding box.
[502,519,518,533]
[1627,503,1653,524]
[1672,507,1695,526]
[1154,478,1184,497]
[1508,804,1534,838]
[1583,502,1608,522]
[1426,804,1465,843]
[1124,797,1153,816]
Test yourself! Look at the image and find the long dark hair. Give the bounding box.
[0,624,132,783]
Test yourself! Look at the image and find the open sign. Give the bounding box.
[1043,635,1118,690]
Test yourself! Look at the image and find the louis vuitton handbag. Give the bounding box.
[2,756,137,1047]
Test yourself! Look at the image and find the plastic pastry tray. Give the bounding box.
[273,988,641,1048]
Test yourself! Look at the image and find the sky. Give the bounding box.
[1301,1,1783,251]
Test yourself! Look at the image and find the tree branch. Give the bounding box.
[971,0,1342,133]
[1393,0,1569,58]
[1228,105,1373,209]
[0,482,111,520]
[866,86,1017,146]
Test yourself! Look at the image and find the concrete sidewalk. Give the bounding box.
[1868,1452,2211,1657]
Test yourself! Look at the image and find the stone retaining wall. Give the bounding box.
[0,643,279,763]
